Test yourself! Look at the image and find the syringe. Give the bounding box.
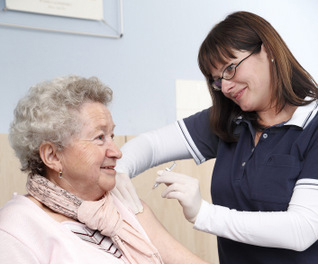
[152,162,177,189]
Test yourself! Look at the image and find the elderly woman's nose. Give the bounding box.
[107,142,122,159]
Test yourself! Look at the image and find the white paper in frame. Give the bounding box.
[5,0,104,21]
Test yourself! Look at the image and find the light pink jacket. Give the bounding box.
[0,194,149,264]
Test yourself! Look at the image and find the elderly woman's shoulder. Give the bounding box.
[0,194,42,226]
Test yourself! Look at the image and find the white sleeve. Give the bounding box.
[0,230,40,264]
[194,178,318,251]
[116,122,192,177]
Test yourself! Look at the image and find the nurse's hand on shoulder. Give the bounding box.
[111,172,144,214]
[156,171,203,223]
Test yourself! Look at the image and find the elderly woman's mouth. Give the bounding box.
[101,166,116,170]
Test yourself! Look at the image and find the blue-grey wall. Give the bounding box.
[1,0,317,135]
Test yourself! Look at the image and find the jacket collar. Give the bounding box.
[236,97,318,130]
[284,98,318,129]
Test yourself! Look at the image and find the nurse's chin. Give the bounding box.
[237,101,250,111]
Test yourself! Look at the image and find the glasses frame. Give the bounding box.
[211,46,260,91]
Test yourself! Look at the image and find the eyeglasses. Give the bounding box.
[211,46,260,91]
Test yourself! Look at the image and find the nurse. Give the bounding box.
[114,11,318,264]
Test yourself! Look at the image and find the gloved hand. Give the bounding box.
[155,170,203,223]
[111,172,144,214]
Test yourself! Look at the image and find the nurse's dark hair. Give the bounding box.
[198,11,318,142]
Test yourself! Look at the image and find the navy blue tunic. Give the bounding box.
[179,101,318,263]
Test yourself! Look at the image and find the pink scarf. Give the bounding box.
[27,174,163,264]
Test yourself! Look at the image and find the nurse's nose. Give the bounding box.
[221,79,235,95]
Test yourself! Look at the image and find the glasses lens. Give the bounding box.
[223,66,236,80]
[212,79,222,91]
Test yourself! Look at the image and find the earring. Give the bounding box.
[58,170,63,179]
[271,58,274,63]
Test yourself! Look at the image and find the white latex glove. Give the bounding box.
[111,172,144,214]
[155,170,203,223]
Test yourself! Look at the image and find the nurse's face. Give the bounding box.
[56,101,122,201]
[211,45,272,113]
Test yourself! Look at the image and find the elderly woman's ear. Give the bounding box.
[39,142,62,174]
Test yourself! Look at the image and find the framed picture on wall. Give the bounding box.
[5,0,104,21]
[2,0,123,38]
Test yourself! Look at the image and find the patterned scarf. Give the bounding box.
[26,174,163,264]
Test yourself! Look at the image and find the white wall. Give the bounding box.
[1,0,317,135]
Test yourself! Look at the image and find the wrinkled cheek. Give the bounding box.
[81,151,97,167]
[65,149,97,181]
[77,143,98,166]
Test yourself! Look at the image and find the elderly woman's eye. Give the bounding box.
[97,134,105,141]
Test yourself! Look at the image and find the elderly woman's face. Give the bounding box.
[57,101,122,201]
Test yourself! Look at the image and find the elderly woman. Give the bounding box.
[0,76,210,264]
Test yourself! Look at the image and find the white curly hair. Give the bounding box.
[9,75,113,176]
